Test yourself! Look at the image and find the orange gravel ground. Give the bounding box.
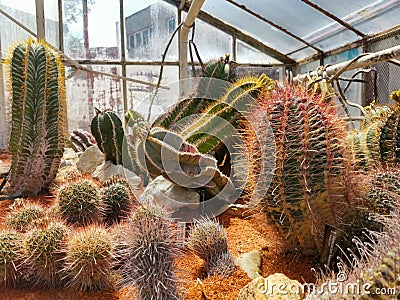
[0,153,315,300]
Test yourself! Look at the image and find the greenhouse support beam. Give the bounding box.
[226,0,323,53]
[293,44,400,84]
[35,0,45,39]
[179,0,205,88]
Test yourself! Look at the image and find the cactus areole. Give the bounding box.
[5,39,67,196]
[90,108,124,165]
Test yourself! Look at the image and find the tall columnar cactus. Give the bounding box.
[251,84,353,254]
[91,109,124,165]
[117,201,181,300]
[5,39,67,196]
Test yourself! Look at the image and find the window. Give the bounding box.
[129,34,135,49]
[135,32,143,47]
[168,18,175,34]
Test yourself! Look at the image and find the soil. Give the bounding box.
[0,153,316,300]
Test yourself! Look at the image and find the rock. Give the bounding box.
[93,161,142,189]
[62,147,80,166]
[0,163,10,178]
[140,176,200,212]
[235,250,262,279]
[237,273,303,300]
[76,145,104,174]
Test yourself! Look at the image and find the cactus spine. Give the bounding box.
[5,39,67,196]
[187,217,235,278]
[0,230,24,286]
[253,84,352,254]
[91,109,124,165]
[118,201,181,300]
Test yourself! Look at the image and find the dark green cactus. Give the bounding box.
[5,38,67,196]
[91,109,124,165]
[101,178,132,224]
[252,84,352,254]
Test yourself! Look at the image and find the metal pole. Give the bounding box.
[179,0,205,88]
[35,0,45,39]
[293,44,400,84]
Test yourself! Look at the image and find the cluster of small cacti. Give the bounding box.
[56,178,103,226]
[4,38,67,197]
[187,217,235,278]
[117,201,181,300]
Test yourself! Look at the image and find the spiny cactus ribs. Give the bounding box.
[6,202,46,233]
[91,108,124,165]
[101,177,131,224]
[187,217,235,278]
[63,225,114,291]
[248,84,353,255]
[23,222,68,288]
[5,38,67,196]
[0,230,24,286]
[118,201,181,300]
[56,178,103,226]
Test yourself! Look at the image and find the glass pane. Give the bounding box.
[295,60,320,76]
[201,0,304,56]
[236,66,283,81]
[44,0,59,48]
[66,65,123,131]
[289,48,318,61]
[63,0,120,60]
[124,1,178,61]
[188,17,232,63]
[236,40,282,64]
[126,65,179,121]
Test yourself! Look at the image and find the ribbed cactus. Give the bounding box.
[252,84,352,254]
[69,129,96,152]
[101,177,132,224]
[153,55,237,130]
[117,201,181,300]
[5,202,46,233]
[4,39,67,196]
[0,230,24,286]
[187,217,235,278]
[23,222,68,288]
[91,109,124,165]
[347,97,400,168]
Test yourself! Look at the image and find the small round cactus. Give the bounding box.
[56,178,103,226]
[0,230,24,286]
[6,202,46,233]
[117,201,181,300]
[187,217,235,278]
[23,222,68,288]
[101,178,131,224]
[63,225,115,291]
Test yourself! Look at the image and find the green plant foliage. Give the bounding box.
[56,179,103,226]
[187,217,235,278]
[117,201,181,299]
[23,222,68,288]
[63,225,115,291]
[5,38,67,196]
[91,109,124,165]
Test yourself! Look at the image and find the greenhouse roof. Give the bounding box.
[167,0,400,64]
